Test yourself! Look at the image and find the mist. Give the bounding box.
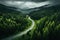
[0,0,60,13]
[0,1,50,9]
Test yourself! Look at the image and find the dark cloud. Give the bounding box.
[0,0,60,2]
[25,0,46,1]
[0,0,60,13]
[0,0,46,2]
[48,0,60,3]
[0,0,60,10]
[0,0,60,4]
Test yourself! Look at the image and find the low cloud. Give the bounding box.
[0,0,46,2]
[0,1,50,9]
[0,0,60,10]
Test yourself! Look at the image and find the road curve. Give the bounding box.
[2,17,35,40]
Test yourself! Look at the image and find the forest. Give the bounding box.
[0,12,31,39]
[0,4,60,40]
[13,5,60,40]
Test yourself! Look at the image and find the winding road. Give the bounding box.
[2,16,35,40]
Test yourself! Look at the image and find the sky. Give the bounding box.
[0,0,46,2]
[0,0,60,9]
[0,1,51,9]
[0,0,60,13]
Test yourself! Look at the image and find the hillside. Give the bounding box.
[0,4,21,13]
[0,4,32,39]
[14,5,60,40]
[0,4,60,40]
[29,5,60,20]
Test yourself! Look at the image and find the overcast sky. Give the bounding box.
[0,0,46,2]
[0,0,60,10]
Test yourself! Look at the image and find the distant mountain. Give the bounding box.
[28,4,60,12]
[0,3,60,14]
[23,4,60,14]
[29,4,60,20]
[0,4,21,13]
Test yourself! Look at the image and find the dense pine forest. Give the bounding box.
[0,4,32,39]
[0,4,60,40]
[14,5,60,40]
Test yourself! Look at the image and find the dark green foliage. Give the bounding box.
[29,5,60,20]
[28,13,60,40]
[15,13,60,40]
[1,4,60,40]
[0,12,31,39]
[0,4,21,13]
[15,5,60,40]
[29,7,60,40]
